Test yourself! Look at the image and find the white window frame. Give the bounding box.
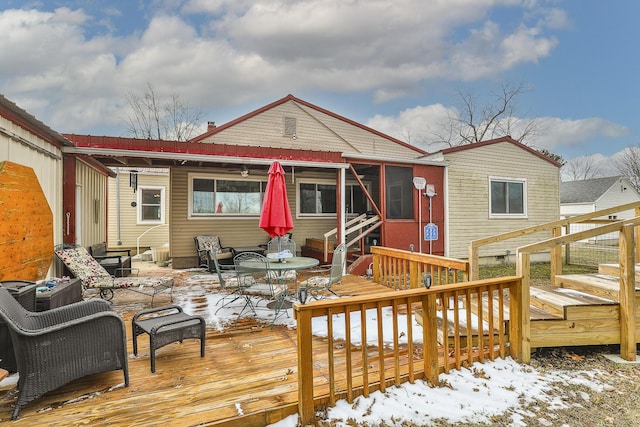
[488,176,528,219]
[187,172,267,219]
[296,178,370,218]
[137,186,165,224]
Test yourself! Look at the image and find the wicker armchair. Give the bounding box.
[0,286,129,420]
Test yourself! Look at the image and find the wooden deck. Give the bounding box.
[0,269,395,426]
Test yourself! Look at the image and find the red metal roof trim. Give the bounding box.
[439,135,563,167]
[64,134,345,163]
[190,94,428,156]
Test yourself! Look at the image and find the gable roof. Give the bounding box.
[191,94,427,157]
[432,136,563,168]
[560,176,623,204]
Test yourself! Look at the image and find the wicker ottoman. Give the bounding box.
[132,305,206,373]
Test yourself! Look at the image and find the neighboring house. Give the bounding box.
[560,176,640,218]
[107,167,170,254]
[422,136,563,260]
[560,176,640,241]
[0,94,114,278]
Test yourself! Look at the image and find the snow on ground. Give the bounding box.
[267,357,611,426]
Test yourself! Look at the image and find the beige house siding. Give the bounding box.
[0,116,64,247]
[444,141,560,259]
[108,168,170,253]
[75,160,108,248]
[170,166,342,267]
[199,100,421,158]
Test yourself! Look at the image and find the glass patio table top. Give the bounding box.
[239,256,319,272]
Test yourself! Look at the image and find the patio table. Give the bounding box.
[239,256,319,311]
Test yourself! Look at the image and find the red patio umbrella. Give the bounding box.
[259,161,294,238]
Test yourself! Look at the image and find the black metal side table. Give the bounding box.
[132,305,206,373]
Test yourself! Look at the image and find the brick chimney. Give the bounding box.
[207,121,216,131]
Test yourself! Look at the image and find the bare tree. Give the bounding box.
[124,83,203,141]
[615,145,640,191]
[429,81,540,148]
[562,156,604,181]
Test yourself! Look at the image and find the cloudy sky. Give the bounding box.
[1,1,638,170]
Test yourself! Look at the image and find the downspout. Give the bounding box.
[340,168,346,274]
[116,168,122,245]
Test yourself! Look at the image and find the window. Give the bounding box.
[297,180,370,217]
[489,177,527,217]
[189,174,266,217]
[385,166,413,219]
[138,186,164,224]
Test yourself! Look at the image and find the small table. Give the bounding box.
[35,278,83,311]
[132,305,206,373]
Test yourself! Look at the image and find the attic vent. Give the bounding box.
[283,116,297,137]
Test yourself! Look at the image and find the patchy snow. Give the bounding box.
[266,358,612,426]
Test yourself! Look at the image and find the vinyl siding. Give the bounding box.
[170,166,341,266]
[75,160,108,247]
[199,100,421,158]
[107,169,170,252]
[444,141,560,259]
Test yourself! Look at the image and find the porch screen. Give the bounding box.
[385,166,413,219]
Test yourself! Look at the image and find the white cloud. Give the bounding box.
[534,117,630,151]
[0,1,566,134]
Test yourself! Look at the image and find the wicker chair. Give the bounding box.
[55,245,174,306]
[0,286,129,420]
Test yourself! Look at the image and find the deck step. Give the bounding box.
[414,308,502,347]
[598,263,640,280]
[530,285,616,319]
[555,273,640,302]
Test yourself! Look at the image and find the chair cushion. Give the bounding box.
[197,236,223,254]
[301,276,330,286]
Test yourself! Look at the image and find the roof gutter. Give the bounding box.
[343,152,448,167]
[61,146,350,169]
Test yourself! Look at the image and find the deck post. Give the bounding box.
[550,226,562,286]
[468,243,479,281]
[422,293,439,384]
[513,252,530,363]
[619,224,637,361]
[635,208,640,264]
[296,308,315,424]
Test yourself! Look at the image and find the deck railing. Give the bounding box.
[468,201,640,281]
[294,276,521,424]
[371,246,469,289]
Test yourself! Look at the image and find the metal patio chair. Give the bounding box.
[299,243,345,300]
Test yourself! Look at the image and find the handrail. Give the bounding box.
[323,213,381,261]
[294,275,520,424]
[513,216,640,363]
[371,246,468,289]
[135,224,169,256]
[468,201,640,280]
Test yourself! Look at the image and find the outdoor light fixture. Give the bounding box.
[240,165,249,177]
[298,286,308,304]
[422,273,432,289]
